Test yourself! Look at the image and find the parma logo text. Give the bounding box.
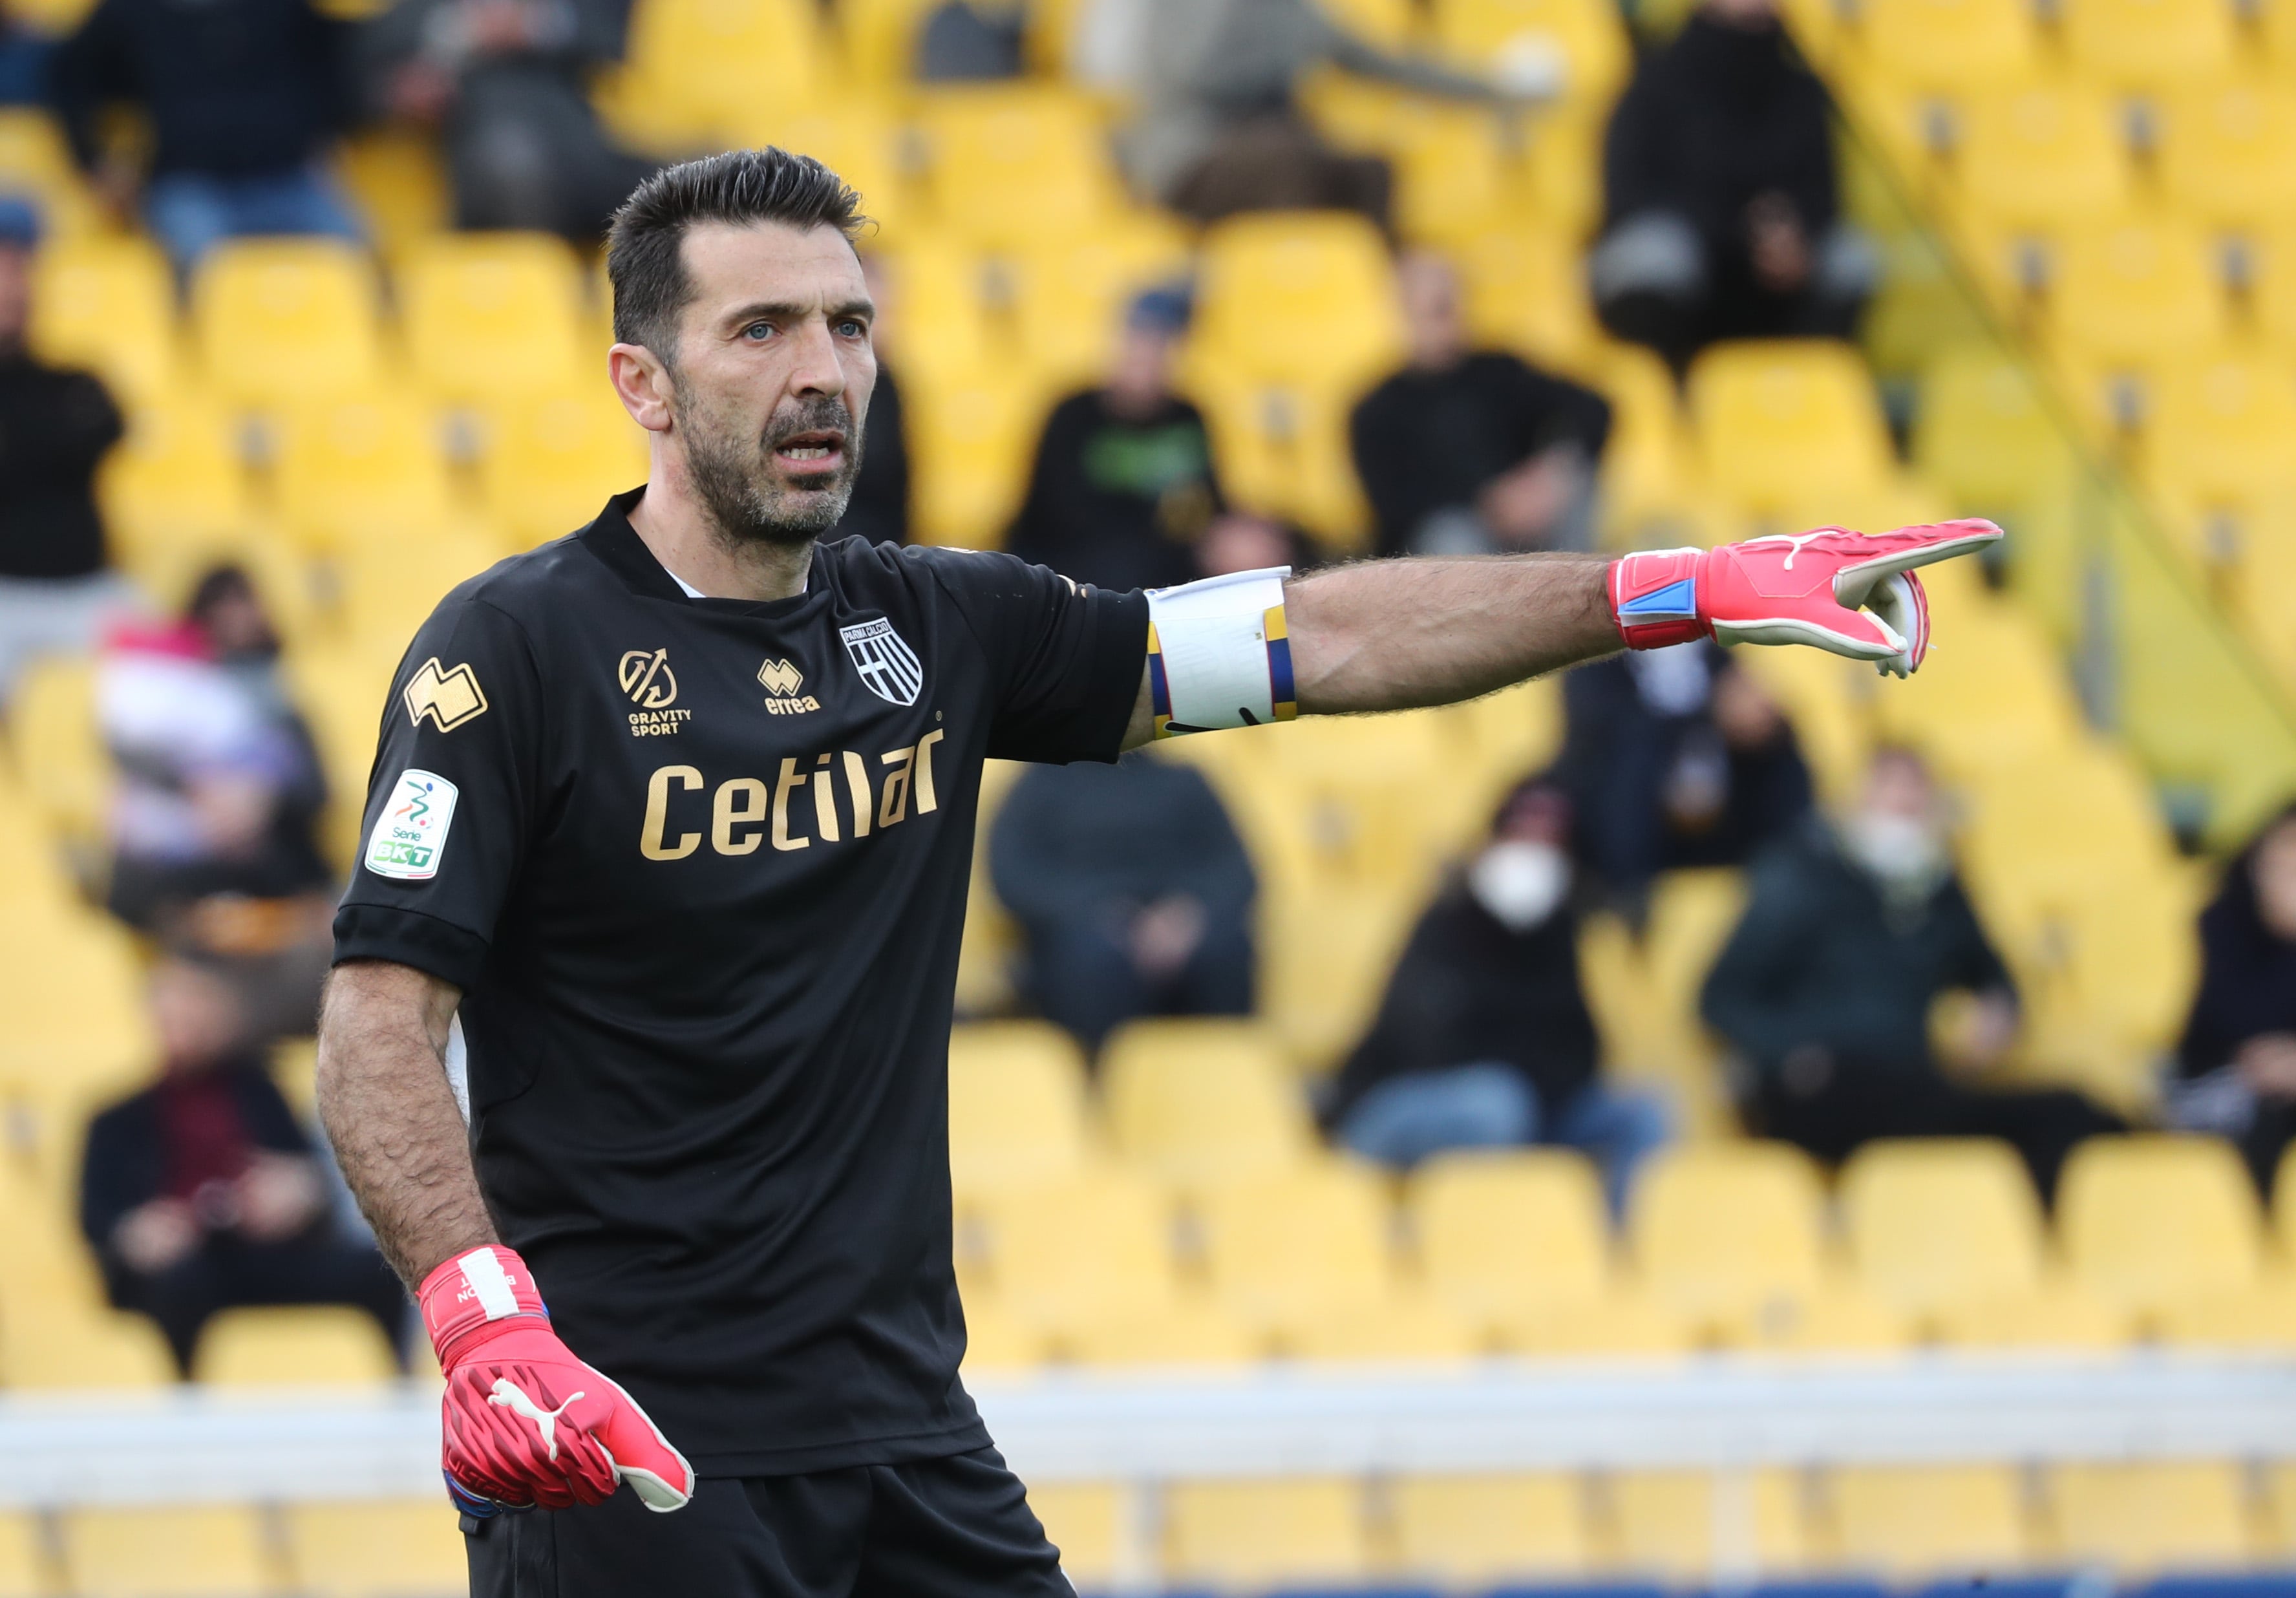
[640,731,944,860]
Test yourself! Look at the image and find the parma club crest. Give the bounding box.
[839,617,924,707]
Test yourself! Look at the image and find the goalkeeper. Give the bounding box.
[316,146,1997,1597]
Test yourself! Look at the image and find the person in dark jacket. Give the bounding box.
[1006,284,1227,591]
[0,195,134,707]
[1350,250,1611,559]
[80,958,407,1376]
[915,0,1026,80]
[50,0,359,273]
[1588,0,1875,372]
[359,0,654,241]
[1557,640,1812,914]
[2167,802,2296,1197]
[1326,778,1672,1208]
[1702,747,2120,1200]
[989,750,1255,1054]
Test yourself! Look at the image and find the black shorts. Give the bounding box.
[463,1446,1074,1598]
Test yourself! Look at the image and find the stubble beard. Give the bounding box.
[674,376,864,552]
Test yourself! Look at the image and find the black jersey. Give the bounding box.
[334,490,1148,1473]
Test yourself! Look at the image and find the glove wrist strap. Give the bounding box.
[1608,548,1710,651]
[418,1244,548,1366]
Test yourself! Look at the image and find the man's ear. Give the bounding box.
[608,343,675,434]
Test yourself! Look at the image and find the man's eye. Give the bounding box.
[743,323,774,340]
[837,320,867,337]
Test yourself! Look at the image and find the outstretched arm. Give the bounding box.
[1119,520,2004,751]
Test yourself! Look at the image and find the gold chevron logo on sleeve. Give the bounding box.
[403,658,489,732]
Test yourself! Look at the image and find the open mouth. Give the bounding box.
[774,430,845,471]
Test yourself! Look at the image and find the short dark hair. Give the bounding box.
[606,148,868,363]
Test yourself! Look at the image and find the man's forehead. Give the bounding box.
[680,220,866,311]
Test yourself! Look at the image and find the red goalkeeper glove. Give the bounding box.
[419,1244,694,1517]
[1607,519,2004,677]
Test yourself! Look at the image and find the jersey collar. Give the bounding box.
[580,488,829,619]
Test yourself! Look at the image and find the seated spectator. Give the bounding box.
[1105,0,1547,230]
[0,12,50,103]
[80,957,408,1378]
[2168,802,2296,1197]
[0,195,135,706]
[915,0,1025,80]
[1556,641,1811,913]
[361,0,653,241]
[1006,285,1228,592]
[990,751,1255,1054]
[51,0,359,274]
[1589,0,1875,373]
[1350,250,1612,558]
[1701,747,2121,1200]
[99,564,334,1041]
[1324,778,1671,1209]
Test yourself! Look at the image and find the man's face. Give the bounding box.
[0,244,30,350]
[1398,252,1465,368]
[660,220,878,547]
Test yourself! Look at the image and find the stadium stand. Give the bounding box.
[2,0,2296,1589]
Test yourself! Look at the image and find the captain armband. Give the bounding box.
[1143,566,1295,738]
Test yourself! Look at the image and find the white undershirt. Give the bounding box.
[667,569,706,599]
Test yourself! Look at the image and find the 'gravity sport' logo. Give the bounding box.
[618,648,679,709]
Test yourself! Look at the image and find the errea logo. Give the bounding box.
[758,657,822,717]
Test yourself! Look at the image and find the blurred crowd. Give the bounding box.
[0,0,2288,1376]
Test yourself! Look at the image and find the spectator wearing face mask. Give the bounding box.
[1557,639,1812,914]
[1323,778,1672,1209]
[1701,746,2121,1200]
[2167,802,2296,1197]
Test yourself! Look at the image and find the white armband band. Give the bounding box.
[1144,566,1295,738]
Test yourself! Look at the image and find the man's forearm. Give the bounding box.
[1287,553,1618,714]
[315,960,496,1289]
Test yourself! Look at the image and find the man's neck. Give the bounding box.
[626,463,814,603]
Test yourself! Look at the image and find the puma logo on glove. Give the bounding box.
[1609,519,2004,677]
[418,1245,694,1516]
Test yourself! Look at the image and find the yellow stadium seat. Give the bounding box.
[903,370,1048,548]
[1840,1139,2045,1323]
[2160,80,2296,232]
[1847,0,2039,94]
[9,651,107,846]
[1912,346,2080,521]
[876,238,994,388]
[65,1506,273,1597]
[98,395,253,557]
[0,1513,47,1597]
[29,237,179,402]
[958,1289,1050,1372]
[2152,1278,2296,1350]
[335,524,505,652]
[1630,1143,1827,1339]
[2141,356,2296,507]
[284,1500,465,1598]
[947,1022,1092,1198]
[2050,1461,2253,1573]
[2057,1136,2264,1323]
[1611,1469,1811,1581]
[474,387,650,550]
[1321,0,1415,43]
[1194,1160,1398,1341]
[273,390,456,551]
[1163,1478,1370,1588]
[2043,220,2225,372]
[1452,226,1606,372]
[1026,1484,1126,1592]
[1004,223,1195,390]
[738,102,911,241]
[604,0,828,148]
[1187,370,1374,547]
[1687,341,1895,517]
[1745,1282,1913,1353]
[1284,1293,1480,1359]
[1593,345,1701,530]
[1933,1281,2133,1350]
[914,87,1125,248]
[1100,1019,1312,1186]
[332,129,451,261]
[975,1171,1179,1335]
[1065,1296,1261,1367]
[1831,1464,2031,1577]
[0,109,98,239]
[192,1306,401,1386]
[1510,1288,1694,1356]
[1188,212,1404,387]
[1392,1473,1591,1584]
[1410,1148,1611,1336]
[192,239,386,409]
[0,1303,178,1389]
[401,232,586,405]
[2063,0,2238,94]
[1427,0,1632,119]
[836,0,942,83]
[1953,84,2133,233]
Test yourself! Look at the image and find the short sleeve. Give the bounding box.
[917,548,1149,764]
[331,593,547,990]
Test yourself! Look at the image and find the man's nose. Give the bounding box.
[784,319,847,398]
